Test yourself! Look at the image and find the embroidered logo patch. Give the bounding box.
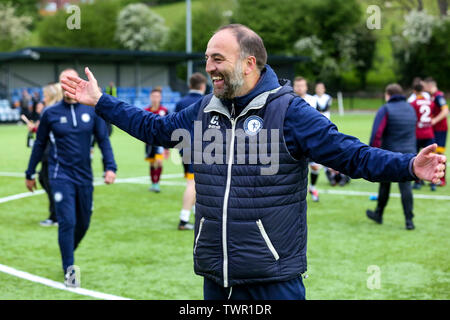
[54,192,63,202]
[208,115,220,129]
[81,113,91,123]
[244,115,263,136]
[60,116,67,124]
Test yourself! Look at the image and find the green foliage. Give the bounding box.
[37,0,122,49]
[120,0,183,4]
[0,0,40,22]
[233,0,371,88]
[115,3,168,51]
[353,28,377,89]
[0,3,32,51]
[165,0,231,52]
[392,11,450,89]
[233,0,307,54]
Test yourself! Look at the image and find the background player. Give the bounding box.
[407,77,431,103]
[144,87,168,193]
[424,77,448,186]
[174,73,207,230]
[314,82,332,120]
[293,76,320,201]
[410,82,436,190]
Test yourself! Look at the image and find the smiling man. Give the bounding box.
[61,24,446,300]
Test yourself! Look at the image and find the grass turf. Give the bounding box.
[0,112,448,299]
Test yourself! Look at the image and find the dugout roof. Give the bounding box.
[0,47,308,64]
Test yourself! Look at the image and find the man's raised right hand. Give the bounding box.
[60,67,103,107]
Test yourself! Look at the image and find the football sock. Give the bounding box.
[151,166,162,184]
[180,209,191,223]
[310,172,319,186]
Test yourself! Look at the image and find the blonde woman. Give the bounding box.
[27,83,63,227]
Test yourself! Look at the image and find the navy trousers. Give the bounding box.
[203,276,306,300]
[50,179,93,272]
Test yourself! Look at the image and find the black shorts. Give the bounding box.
[145,145,164,161]
[434,131,447,148]
[417,138,435,151]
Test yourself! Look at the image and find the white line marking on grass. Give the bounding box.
[0,190,46,204]
[0,264,131,300]
[320,188,450,200]
[0,172,184,180]
[0,172,25,177]
[1,172,448,201]
[0,177,186,204]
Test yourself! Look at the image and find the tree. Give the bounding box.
[0,3,32,51]
[165,0,232,52]
[115,3,168,51]
[0,0,40,22]
[392,9,450,89]
[437,0,448,16]
[353,28,377,89]
[287,0,366,86]
[38,0,122,49]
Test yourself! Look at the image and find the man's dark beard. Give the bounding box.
[213,61,244,99]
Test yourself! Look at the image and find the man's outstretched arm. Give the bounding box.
[61,67,200,148]
[285,98,446,184]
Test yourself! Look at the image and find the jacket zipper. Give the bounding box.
[256,219,280,261]
[221,103,237,288]
[49,131,59,179]
[193,217,205,255]
[221,102,270,287]
[70,104,77,127]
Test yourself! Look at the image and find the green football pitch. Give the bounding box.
[0,112,448,300]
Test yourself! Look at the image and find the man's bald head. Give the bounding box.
[59,68,79,82]
[59,68,79,103]
[214,24,267,72]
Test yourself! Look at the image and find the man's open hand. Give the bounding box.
[25,179,37,192]
[413,144,446,184]
[60,67,102,106]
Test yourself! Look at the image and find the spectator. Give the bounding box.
[106,81,117,97]
[30,91,42,122]
[19,89,31,121]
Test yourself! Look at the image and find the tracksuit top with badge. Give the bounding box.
[94,65,417,287]
[26,99,117,184]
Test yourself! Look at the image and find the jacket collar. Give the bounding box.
[204,86,282,120]
[388,94,406,103]
[61,98,79,108]
[204,64,282,119]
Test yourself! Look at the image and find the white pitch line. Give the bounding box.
[1,172,448,203]
[0,190,46,204]
[0,264,131,300]
[0,172,184,180]
[0,172,25,177]
[319,188,450,200]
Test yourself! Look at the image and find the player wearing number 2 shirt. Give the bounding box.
[410,86,436,150]
[424,77,448,186]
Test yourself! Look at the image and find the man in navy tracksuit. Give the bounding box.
[26,69,117,286]
[62,25,446,299]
